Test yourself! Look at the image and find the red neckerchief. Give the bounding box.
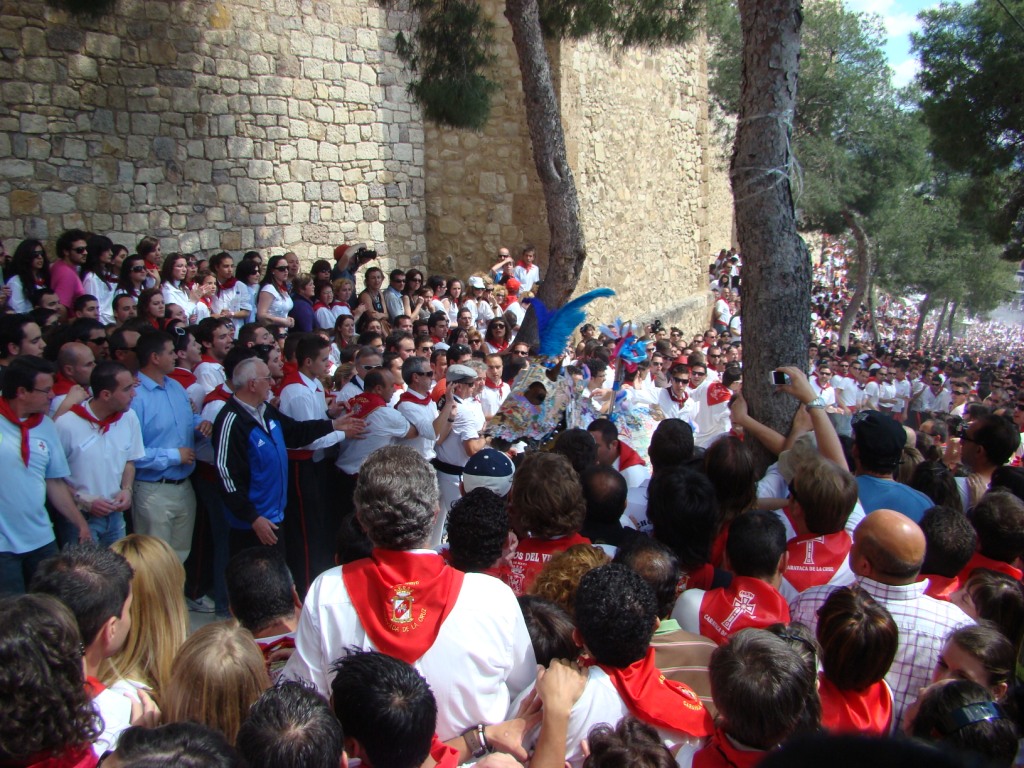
[669,389,688,404]
[489,338,509,352]
[168,367,197,389]
[698,576,791,645]
[313,301,329,312]
[0,398,43,466]
[198,296,212,308]
[202,385,233,407]
[330,301,348,311]
[921,573,959,601]
[958,551,1024,583]
[52,372,76,396]
[678,562,715,592]
[347,392,387,419]
[199,354,221,367]
[14,745,98,768]
[594,648,711,738]
[342,549,465,664]
[279,367,306,391]
[217,278,238,294]
[84,675,106,698]
[617,442,647,470]
[816,379,831,390]
[70,402,123,434]
[710,525,729,569]
[503,532,592,596]
[692,727,764,768]
[399,390,431,406]
[783,530,851,593]
[818,675,892,736]
[272,361,299,397]
[430,335,444,344]
[256,635,296,658]
[429,734,461,768]
[484,378,506,391]
[706,382,733,406]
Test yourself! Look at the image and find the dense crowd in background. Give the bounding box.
[4,229,1024,768]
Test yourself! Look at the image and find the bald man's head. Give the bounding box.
[57,341,96,387]
[851,509,926,585]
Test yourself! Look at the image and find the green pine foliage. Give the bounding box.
[392,0,702,129]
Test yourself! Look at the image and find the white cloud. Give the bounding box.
[890,57,920,87]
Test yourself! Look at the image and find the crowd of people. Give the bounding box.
[4,228,1024,768]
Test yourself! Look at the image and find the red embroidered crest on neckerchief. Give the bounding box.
[698,577,790,645]
[594,648,712,738]
[706,382,733,406]
[347,392,387,420]
[818,675,892,735]
[342,549,465,664]
[783,530,852,593]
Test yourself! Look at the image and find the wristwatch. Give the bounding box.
[805,396,826,410]
[463,723,491,758]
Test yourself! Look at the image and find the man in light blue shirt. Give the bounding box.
[0,356,90,593]
[853,410,932,523]
[131,331,212,562]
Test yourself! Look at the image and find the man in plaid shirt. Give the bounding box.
[790,508,972,728]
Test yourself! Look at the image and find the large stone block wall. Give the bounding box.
[0,0,426,266]
[421,5,732,332]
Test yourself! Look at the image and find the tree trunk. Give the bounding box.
[732,0,810,450]
[946,299,958,344]
[932,299,948,347]
[866,274,880,348]
[837,211,870,352]
[505,0,586,309]
[913,293,931,350]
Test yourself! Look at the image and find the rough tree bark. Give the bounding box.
[946,299,958,344]
[913,293,931,349]
[837,211,870,351]
[732,0,810,445]
[932,299,948,346]
[866,276,879,346]
[505,0,586,311]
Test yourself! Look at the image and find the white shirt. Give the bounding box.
[278,371,345,461]
[192,359,226,412]
[435,396,485,468]
[211,281,253,335]
[162,281,197,322]
[810,379,837,408]
[479,380,510,419]
[283,556,537,740]
[83,272,117,324]
[55,403,144,503]
[334,404,411,474]
[396,391,440,460]
[657,388,698,427]
[260,283,293,321]
[512,666,697,768]
[513,263,541,293]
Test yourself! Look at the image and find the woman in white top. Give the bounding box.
[81,234,119,324]
[257,254,295,333]
[443,278,465,324]
[6,239,51,313]
[160,254,210,323]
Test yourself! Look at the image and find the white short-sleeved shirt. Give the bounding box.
[396,393,439,461]
[435,396,484,468]
[260,284,294,321]
[282,555,537,741]
[334,405,411,474]
[55,404,144,502]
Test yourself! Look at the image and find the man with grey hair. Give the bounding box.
[396,355,457,461]
[336,345,383,403]
[284,444,537,744]
[212,357,365,583]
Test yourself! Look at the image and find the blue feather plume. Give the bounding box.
[536,288,616,358]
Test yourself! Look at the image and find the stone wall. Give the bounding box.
[422,9,732,333]
[0,0,426,266]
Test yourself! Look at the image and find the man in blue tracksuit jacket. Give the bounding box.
[212,357,364,584]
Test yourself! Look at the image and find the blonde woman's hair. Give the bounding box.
[100,535,188,701]
[162,620,270,745]
[528,544,611,617]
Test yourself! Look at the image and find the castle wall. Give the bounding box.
[0,0,426,266]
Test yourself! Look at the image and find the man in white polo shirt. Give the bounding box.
[55,361,144,546]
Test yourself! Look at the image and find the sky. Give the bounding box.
[844,0,953,86]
